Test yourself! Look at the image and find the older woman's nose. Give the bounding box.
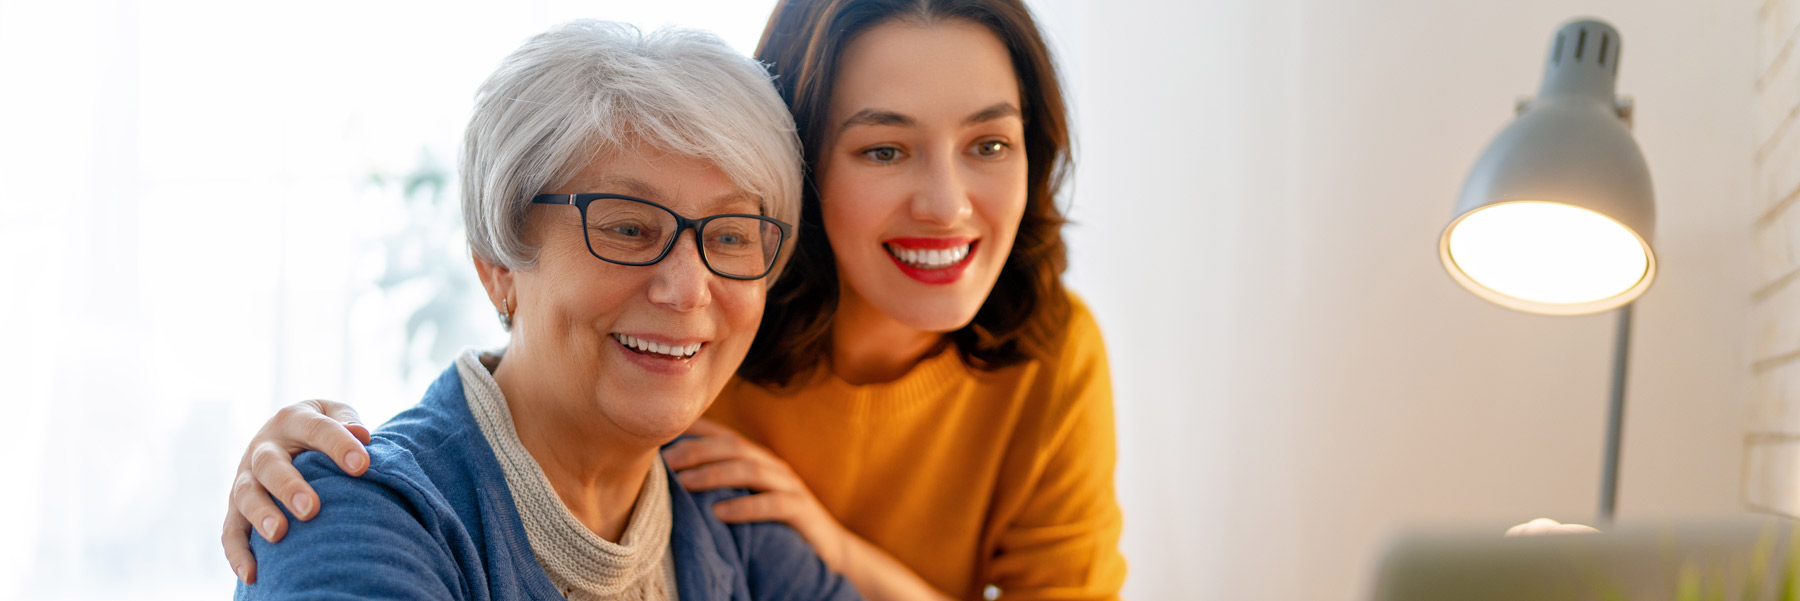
[910,155,974,227]
[646,233,714,312]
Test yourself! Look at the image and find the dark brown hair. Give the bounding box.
[739,0,1073,387]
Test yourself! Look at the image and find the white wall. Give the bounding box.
[1030,0,1757,599]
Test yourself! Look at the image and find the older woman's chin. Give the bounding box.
[602,399,716,444]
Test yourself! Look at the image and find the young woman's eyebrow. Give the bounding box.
[840,102,1019,131]
[963,102,1020,125]
[841,108,914,129]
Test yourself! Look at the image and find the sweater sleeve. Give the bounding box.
[985,302,1128,601]
[234,452,466,601]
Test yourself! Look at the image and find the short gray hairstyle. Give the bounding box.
[461,20,802,280]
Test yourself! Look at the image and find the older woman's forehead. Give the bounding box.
[577,173,764,214]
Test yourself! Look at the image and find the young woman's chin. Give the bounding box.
[890,302,981,334]
[846,274,991,334]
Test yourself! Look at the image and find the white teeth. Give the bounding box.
[612,334,701,358]
[886,243,971,269]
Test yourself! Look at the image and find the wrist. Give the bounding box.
[805,513,854,570]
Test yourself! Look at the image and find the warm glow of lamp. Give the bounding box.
[1442,201,1653,310]
[1439,15,1655,318]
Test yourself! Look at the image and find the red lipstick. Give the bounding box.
[883,237,973,249]
[883,238,979,285]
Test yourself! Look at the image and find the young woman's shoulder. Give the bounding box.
[995,288,1111,432]
[1060,289,1105,347]
[1048,289,1109,389]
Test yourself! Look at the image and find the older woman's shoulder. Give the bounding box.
[673,484,861,601]
[244,441,480,599]
[287,434,461,526]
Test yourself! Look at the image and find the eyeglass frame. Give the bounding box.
[528,192,793,281]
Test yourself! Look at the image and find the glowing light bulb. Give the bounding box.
[1445,201,1650,307]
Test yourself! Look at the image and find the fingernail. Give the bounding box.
[234,565,246,582]
[260,517,277,539]
[292,493,312,516]
[346,452,364,472]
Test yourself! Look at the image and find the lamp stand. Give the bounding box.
[1598,303,1633,524]
[1596,94,1639,525]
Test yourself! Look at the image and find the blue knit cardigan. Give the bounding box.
[235,363,861,600]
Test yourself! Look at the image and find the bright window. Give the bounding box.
[0,2,774,598]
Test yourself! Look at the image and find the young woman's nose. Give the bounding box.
[646,232,713,312]
[910,153,975,227]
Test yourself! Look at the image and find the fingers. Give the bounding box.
[230,470,289,543]
[675,457,791,493]
[279,403,370,476]
[222,512,259,584]
[311,399,372,444]
[250,443,321,521]
[662,434,755,471]
[711,490,807,523]
[222,399,368,585]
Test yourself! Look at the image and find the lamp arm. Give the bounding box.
[1598,302,1633,524]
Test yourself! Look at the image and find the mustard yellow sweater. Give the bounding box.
[705,294,1126,601]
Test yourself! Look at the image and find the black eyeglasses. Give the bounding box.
[530,193,792,281]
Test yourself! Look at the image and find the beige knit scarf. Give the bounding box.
[456,349,680,601]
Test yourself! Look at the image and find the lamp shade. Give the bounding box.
[1440,19,1656,316]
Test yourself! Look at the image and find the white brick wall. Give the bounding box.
[1746,0,1800,514]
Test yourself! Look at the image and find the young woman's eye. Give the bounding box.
[973,140,1009,158]
[861,146,903,163]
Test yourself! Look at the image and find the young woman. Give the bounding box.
[224,1,1124,599]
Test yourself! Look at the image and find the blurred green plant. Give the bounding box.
[365,150,489,377]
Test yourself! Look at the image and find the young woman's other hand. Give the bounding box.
[663,418,851,567]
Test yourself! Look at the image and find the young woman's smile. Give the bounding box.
[882,236,979,284]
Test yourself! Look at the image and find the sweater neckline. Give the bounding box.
[812,345,971,419]
[455,348,678,600]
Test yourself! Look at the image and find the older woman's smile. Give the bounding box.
[612,333,704,359]
[609,331,710,376]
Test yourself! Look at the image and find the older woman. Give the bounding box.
[233,20,859,600]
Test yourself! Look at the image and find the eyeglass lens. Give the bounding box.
[584,196,781,278]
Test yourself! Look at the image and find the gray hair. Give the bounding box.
[461,20,802,279]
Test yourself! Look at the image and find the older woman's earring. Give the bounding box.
[499,297,513,329]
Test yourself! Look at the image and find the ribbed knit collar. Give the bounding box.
[816,344,973,421]
[455,349,678,601]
